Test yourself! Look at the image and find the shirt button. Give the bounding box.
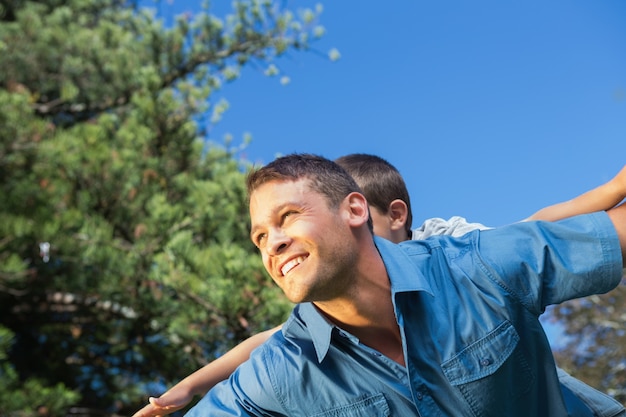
[416,392,423,401]
[480,358,492,366]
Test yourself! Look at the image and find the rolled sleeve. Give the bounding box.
[474,212,623,313]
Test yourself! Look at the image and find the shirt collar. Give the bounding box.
[374,236,434,296]
[296,302,334,362]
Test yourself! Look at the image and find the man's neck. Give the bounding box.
[312,246,404,366]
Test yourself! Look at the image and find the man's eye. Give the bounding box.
[256,233,266,245]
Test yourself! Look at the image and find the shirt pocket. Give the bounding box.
[440,320,535,415]
[309,393,390,417]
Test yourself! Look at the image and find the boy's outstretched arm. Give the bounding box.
[525,165,626,222]
[131,326,280,417]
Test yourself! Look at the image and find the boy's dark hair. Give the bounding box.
[335,153,413,237]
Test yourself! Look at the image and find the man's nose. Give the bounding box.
[266,229,290,255]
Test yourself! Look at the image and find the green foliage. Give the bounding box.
[0,326,80,417]
[0,0,327,414]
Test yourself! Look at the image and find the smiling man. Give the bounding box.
[185,153,626,416]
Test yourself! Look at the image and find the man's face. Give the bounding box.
[249,178,359,304]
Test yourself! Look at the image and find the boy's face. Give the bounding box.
[368,205,396,243]
[249,178,361,304]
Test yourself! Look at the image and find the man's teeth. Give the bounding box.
[281,256,306,276]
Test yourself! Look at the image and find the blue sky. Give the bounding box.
[151,1,626,228]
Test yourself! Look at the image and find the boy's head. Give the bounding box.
[335,154,413,243]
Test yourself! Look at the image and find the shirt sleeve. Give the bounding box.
[472,212,623,314]
[412,216,491,240]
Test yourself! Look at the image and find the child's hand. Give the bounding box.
[132,387,194,417]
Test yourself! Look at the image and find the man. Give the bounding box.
[134,154,626,416]
[183,153,626,416]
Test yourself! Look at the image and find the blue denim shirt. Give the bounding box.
[187,213,624,416]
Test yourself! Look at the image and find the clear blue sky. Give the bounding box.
[150,0,626,229]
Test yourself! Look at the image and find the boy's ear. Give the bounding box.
[388,199,409,231]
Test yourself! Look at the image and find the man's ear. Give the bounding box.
[345,192,370,227]
[388,199,409,231]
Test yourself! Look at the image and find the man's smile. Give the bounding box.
[280,255,308,276]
